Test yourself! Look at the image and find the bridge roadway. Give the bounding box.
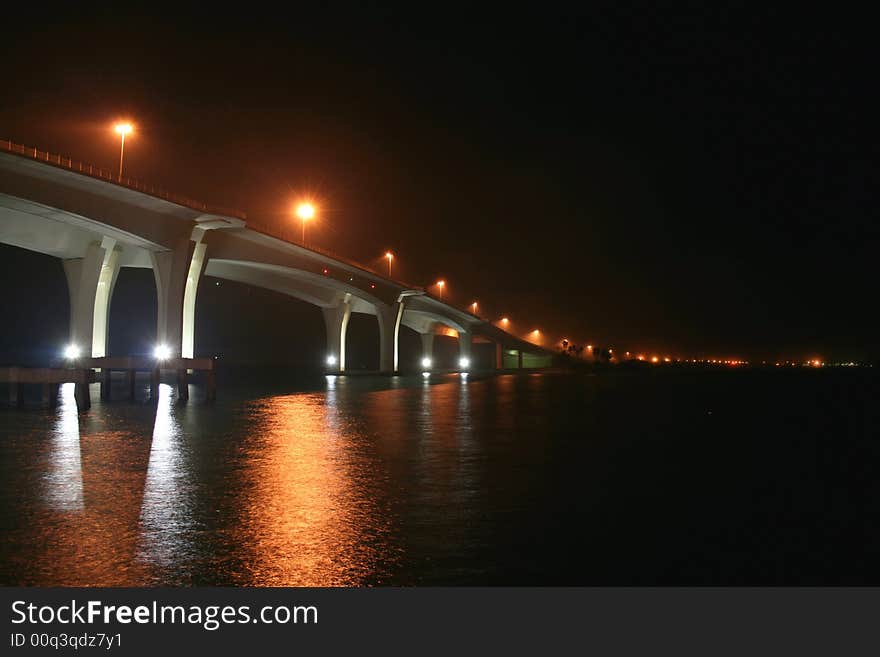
[0,144,555,375]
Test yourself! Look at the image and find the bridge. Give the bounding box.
[0,141,556,379]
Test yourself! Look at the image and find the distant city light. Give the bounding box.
[651,356,659,363]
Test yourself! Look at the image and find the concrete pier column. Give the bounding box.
[378,300,404,374]
[458,330,473,369]
[322,295,352,372]
[205,369,216,402]
[100,369,112,400]
[74,382,90,411]
[182,237,208,359]
[11,382,24,408]
[41,383,58,408]
[495,343,503,370]
[151,237,197,358]
[149,367,161,403]
[176,369,189,402]
[420,332,435,368]
[63,237,120,357]
[518,350,524,369]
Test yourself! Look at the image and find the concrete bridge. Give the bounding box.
[0,141,555,375]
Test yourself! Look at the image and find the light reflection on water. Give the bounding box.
[137,384,194,572]
[0,373,500,586]
[3,370,875,584]
[43,383,84,512]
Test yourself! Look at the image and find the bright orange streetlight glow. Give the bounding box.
[435,280,445,300]
[471,301,478,313]
[113,122,134,181]
[296,202,316,220]
[651,356,659,363]
[295,201,317,244]
[500,317,509,325]
[385,251,394,277]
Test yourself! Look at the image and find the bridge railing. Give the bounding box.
[1,139,246,220]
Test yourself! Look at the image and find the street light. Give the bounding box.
[436,280,445,301]
[113,122,133,181]
[471,301,478,314]
[295,202,316,244]
[385,251,394,277]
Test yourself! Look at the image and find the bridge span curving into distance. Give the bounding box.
[0,141,556,375]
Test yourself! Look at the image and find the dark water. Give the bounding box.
[0,369,877,585]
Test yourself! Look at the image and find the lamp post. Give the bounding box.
[385,251,394,277]
[471,301,478,315]
[295,202,316,245]
[436,280,445,301]
[113,123,133,181]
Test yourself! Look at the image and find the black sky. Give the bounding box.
[1,6,877,362]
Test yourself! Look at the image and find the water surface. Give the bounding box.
[1,369,877,585]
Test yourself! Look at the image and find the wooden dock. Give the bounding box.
[1,357,215,411]
[0,366,95,409]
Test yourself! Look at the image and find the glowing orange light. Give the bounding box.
[385,251,393,260]
[651,356,659,363]
[295,202,316,220]
[500,317,509,325]
[471,301,478,313]
[114,122,133,136]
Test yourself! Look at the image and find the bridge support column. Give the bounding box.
[420,332,435,369]
[63,237,121,358]
[378,300,404,374]
[322,295,352,373]
[495,342,503,370]
[151,237,197,358]
[458,330,472,370]
[181,238,208,359]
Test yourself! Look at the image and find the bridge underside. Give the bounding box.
[0,152,560,374]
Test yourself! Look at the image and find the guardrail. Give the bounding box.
[1,139,246,220]
[1,139,446,301]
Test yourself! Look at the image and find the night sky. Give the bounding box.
[1,7,877,363]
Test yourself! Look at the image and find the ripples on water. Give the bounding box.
[0,370,877,585]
